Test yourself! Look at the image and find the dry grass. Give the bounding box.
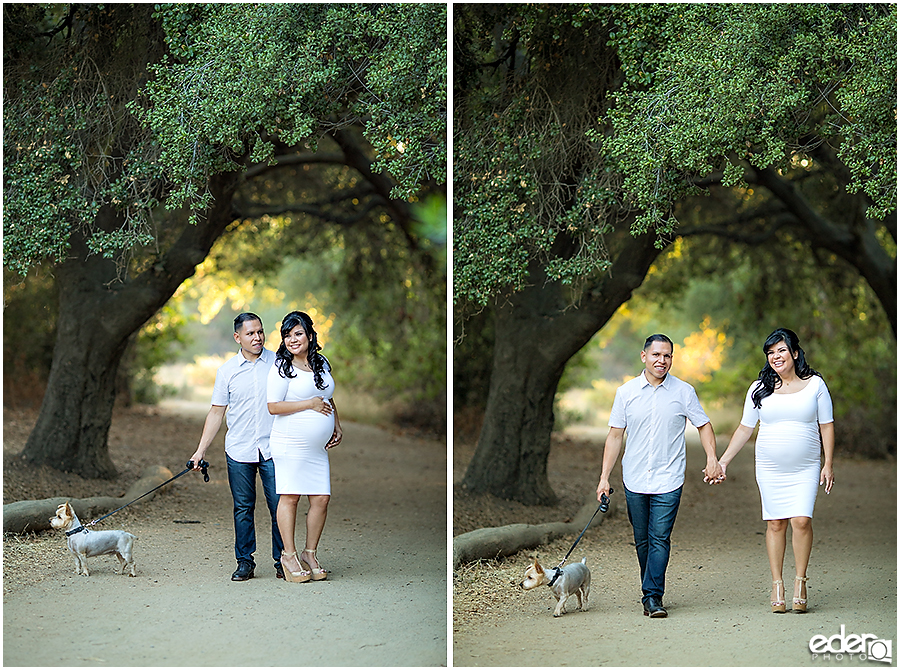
[3,405,214,594]
[453,557,524,630]
[452,429,613,626]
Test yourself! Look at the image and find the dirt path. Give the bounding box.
[453,434,896,667]
[3,404,447,666]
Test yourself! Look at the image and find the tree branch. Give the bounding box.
[748,165,895,333]
[38,5,76,42]
[234,199,381,228]
[241,152,346,182]
[680,212,798,245]
[117,172,241,335]
[748,166,855,248]
[328,127,418,247]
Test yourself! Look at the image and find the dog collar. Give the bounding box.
[547,567,563,587]
[65,526,87,536]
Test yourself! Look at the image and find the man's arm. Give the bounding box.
[596,426,625,500]
[189,405,226,470]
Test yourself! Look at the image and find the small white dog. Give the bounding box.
[519,557,591,617]
[49,502,137,577]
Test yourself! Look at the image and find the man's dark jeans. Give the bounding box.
[624,485,683,604]
[226,454,284,568]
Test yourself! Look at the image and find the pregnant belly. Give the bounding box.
[272,411,335,449]
[756,422,821,472]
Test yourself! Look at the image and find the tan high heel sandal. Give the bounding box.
[793,576,808,613]
[281,551,311,583]
[771,580,786,613]
[300,548,329,581]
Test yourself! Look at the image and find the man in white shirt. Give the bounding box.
[596,334,722,617]
[189,313,284,581]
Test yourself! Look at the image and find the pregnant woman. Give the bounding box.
[267,311,343,583]
[716,328,834,613]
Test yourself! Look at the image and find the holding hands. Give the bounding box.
[704,423,753,486]
[703,457,726,485]
[703,461,727,485]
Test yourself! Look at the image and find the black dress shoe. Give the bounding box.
[645,596,667,618]
[275,563,284,580]
[231,562,255,581]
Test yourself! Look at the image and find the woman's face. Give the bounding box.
[766,339,798,377]
[284,323,309,358]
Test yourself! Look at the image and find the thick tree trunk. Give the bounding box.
[21,174,239,479]
[20,234,133,477]
[462,232,663,505]
[462,277,574,505]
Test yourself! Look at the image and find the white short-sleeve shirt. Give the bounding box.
[211,348,275,463]
[609,371,711,494]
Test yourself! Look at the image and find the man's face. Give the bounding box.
[641,340,673,381]
[234,319,265,358]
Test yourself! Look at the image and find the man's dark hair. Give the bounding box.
[643,333,674,351]
[234,312,263,333]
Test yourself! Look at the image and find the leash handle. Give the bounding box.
[557,487,615,568]
[599,486,614,513]
[187,459,210,483]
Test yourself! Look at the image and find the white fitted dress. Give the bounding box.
[739,375,833,520]
[267,361,335,495]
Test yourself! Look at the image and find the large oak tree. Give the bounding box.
[4,3,446,478]
[454,4,895,504]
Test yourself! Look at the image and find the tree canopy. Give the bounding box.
[605,3,895,231]
[5,2,446,275]
[140,3,445,217]
[454,3,895,312]
[453,3,896,504]
[3,2,447,478]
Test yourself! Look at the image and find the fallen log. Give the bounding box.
[3,465,174,534]
[452,495,616,570]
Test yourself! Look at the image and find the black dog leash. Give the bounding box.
[548,488,614,587]
[66,460,210,536]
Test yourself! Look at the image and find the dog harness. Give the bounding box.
[547,567,564,587]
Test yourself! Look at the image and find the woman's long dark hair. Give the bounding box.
[274,311,329,390]
[751,328,821,408]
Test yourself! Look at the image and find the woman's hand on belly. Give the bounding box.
[326,423,342,449]
[309,396,333,416]
[269,397,332,416]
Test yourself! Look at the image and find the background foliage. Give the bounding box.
[455,3,894,311]
[605,3,896,232]
[3,3,447,434]
[454,3,895,458]
[5,4,446,274]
